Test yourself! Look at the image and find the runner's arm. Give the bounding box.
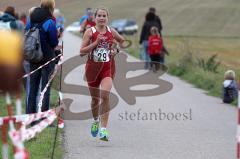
[111,28,125,48]
[80,28,98,56]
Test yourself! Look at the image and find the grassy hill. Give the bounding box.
[60,0,240,37]
[1,0,240,37]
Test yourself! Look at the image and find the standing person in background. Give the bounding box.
[25,0,58,119]
[139,12,160,70]
[148,26,163,72]
[149,7,162,36]
[0,6,21,31]
[14,13,25,33]
[79,7,92,25]
[80,7,125,141]
[20,13,27,26]
[54,8,65,31]
[80,10,95,34]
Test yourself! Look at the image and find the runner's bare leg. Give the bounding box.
[100,77,113,127]
[89,87,100,120]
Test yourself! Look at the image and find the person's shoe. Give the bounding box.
[91,120,99,137]
[99,128,109,141]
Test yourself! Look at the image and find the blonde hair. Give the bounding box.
[94,6,109,17]
[40,0,55,13]
[150,26,159,35]
[224,70,236,80]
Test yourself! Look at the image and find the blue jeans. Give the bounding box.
[159,55,165,64]
[143,40,150,69]
[23,60,30,111]
[139,47,144,60]
[27,62,55,114]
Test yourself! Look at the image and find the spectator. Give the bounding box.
[79,7,92,25]
[0,6,19,31]
[149,7,162,36]
[139,12,160,69]
[149,7,169,61]
[25,0,58,117]
[20,13,27,26]
[54,8,65,31]
[80,10,95,34]
[222,70,238,103]
[14,12,25,33]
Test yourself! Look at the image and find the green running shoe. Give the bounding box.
[91,121,99,137]
[99,128,109,141]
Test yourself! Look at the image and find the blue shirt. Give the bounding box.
[79,15,88,25]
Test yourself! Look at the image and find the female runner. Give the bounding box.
[80,7,124,141]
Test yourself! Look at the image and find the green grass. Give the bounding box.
[164,36,240,68]
[0,89,63,159]
[25,123,63,159]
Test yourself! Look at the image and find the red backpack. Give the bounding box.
[148,35,163,55]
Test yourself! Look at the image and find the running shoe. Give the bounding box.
[91,121,99,137]
[99,128,109,141]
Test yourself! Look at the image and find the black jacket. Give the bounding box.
[139,21,160,44]
[155,15,162,35]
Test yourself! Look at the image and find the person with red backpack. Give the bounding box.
[148,26,163,72]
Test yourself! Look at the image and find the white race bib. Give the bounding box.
[93,48,110,62]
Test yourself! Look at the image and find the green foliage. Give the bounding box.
[168,39,225,102]
[197,54,221,73]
